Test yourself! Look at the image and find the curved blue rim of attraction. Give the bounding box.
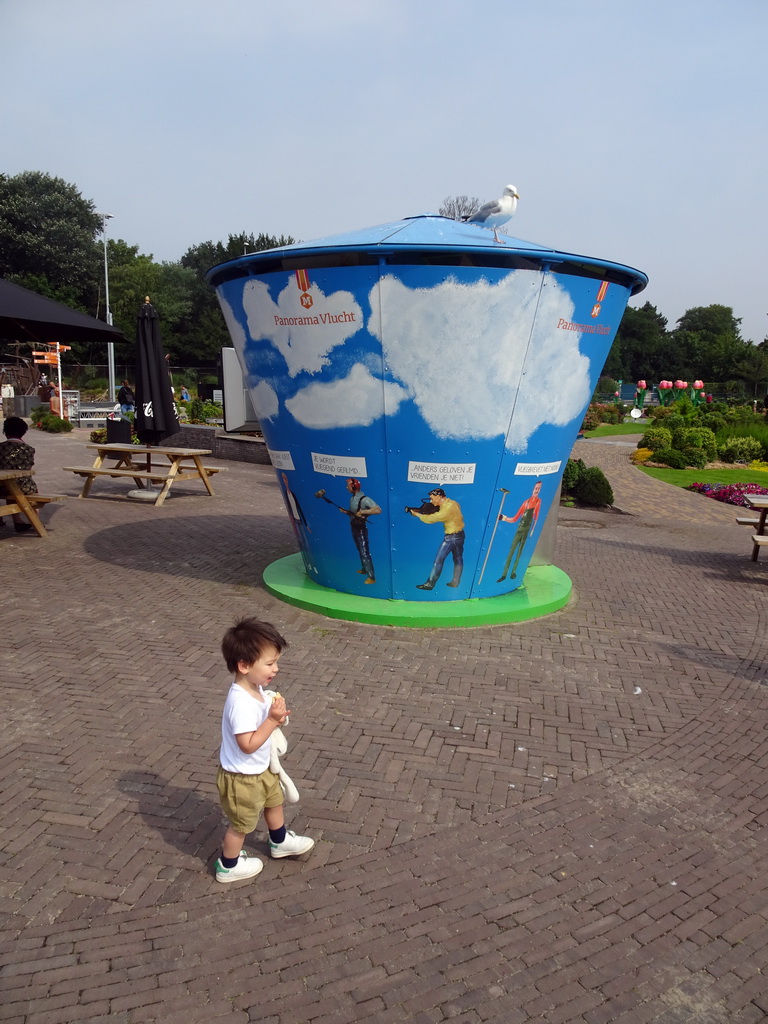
[206,213,648,295]
[263,553,572,628]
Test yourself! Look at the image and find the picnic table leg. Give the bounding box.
[190,455,216,496]
[113,452,146,489]
[759,509,768,535]
[79,450,108,497]
[78,473,97,498]
[6,481,47,537]
[152,460,180,506]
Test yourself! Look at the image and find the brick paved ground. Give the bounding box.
[1,426,767,1023]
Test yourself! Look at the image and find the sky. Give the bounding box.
[2,0,767,347]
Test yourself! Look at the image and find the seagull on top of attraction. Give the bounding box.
[464,184,520,243]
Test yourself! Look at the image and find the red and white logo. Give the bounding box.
[591,280,609,318]
[295,269,313,309]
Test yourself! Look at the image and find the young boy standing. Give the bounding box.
[215,618,314,883]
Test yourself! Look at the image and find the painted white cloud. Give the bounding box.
[368,273,590,453]
[242,278,362,377]
[218,292,280,420]
[286,363,408,430]
[251,381,279,421]
[218,293,247,351]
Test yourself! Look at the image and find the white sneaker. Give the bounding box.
[215,851,264,883]
[269,829,315,859]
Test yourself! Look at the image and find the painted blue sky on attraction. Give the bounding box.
[218,267,608,453]
[213,256,633,601]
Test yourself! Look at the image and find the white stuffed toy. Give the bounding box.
[263,690,300,804]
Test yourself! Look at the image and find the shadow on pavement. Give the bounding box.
[117,770,224,866]
[83,513,290,583]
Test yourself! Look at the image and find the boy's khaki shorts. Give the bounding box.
[216,766,283,833]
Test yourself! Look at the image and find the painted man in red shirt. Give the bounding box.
[497,480,542,582]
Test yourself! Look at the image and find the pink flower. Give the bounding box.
[637,380,647,389]
[694,379,704,390]
[674,380,684,389]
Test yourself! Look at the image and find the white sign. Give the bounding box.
[268,449,295,471]
[514,461,561,476]
[311,452,368,477]
[407,461,476,485]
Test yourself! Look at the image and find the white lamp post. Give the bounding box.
[100,213,116,401]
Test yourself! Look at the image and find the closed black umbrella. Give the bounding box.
[134,297,178,445]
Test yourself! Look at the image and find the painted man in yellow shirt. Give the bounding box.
[408,487,465,591]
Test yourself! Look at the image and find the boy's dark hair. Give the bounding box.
[3,416,28,438]
[221,618,287,672]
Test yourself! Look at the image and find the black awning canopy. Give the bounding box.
[0,278,125,345]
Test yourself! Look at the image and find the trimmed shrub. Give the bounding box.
[698,412,726,433]
[187,397,206,423]
[631,447,654,464]
[714,422,768,458]
[672,426,717,461]
[662,413,687,433]
[719,436,764,463]
[562,458,585,493]
[36,414,73,433]
[651,447,689,469]
[573,466,614,507]
[680,448,708,469]
[642,427,673,452]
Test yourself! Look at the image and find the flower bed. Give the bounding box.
[687,482,768,507]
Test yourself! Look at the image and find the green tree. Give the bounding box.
[671,304,747,382]
[608,302,670,381]
[178,231,294,365]
[0,171,102,309]
[109,255,195,360]
[732,341,768,400]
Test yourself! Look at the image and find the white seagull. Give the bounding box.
[466,184,520,243]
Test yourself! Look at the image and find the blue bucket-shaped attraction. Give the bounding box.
[207,215,646,608]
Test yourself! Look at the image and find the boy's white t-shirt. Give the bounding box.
[219,682,271,774]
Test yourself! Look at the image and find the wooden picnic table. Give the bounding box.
[63,443,223,507]
[741,494,768,561]
[0,469,48,537]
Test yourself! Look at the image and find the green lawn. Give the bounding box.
[582,422,648,438]
[640,466,768,488]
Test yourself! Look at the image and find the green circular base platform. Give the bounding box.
[263,554,572,628]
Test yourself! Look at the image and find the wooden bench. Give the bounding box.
[752,535,768,562]
[0,493,66,517]
[0,469,65,537]
[736,516,761,527]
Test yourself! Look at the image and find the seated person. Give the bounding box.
[0,416,38,532]
[117,380,136,416]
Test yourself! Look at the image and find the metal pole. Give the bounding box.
[56,344,64,420]
[101,214,115,402]
[478,487,511,584]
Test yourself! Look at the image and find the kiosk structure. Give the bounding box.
[207,215,647,626]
